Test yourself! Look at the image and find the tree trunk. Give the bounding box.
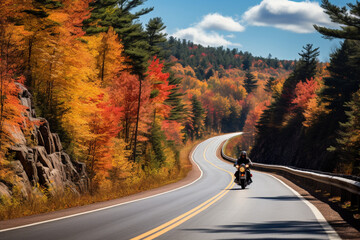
[101,48,106,85]
[0,43,3,151]
[133,75,142,161]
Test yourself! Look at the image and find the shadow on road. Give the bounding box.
[250,195,301,201]
[226,187,248,191]
[184,220,327,239]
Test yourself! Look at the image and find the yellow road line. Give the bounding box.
[131,140,235,240]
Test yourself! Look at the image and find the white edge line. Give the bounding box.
[0,143,205,233]
[265,173,341,240]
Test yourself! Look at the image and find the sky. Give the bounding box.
[138,0,356,61]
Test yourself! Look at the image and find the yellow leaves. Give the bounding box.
[83,28,125,86]
[111,138,133,179]
[303,97,329,128]
[272,80,284,99]
[48,12,69,24]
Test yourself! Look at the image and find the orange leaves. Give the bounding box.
[86,94,123,175]
[0,64,29,157]
[244,100,269,132]
[292,78,320,110]
[288,77,329,127]
[161,120,183,144]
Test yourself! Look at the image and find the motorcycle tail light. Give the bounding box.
[250,174,253,177]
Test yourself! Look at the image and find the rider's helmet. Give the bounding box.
[240,151,247,158]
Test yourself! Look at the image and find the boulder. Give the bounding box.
[3,83,89,199]
[34,146,53,170]
[52,133,63,152]
[38,119,56,154]
[12,161,32,197]
[48,169,65,193]
[61,152,88,192]
[37,129,45,147]
[48,152,66,180]
[9,146,38,186]
[0,182,11,199]
[36,162,51,187]
[61,152,79,181]
[4,123,26,145]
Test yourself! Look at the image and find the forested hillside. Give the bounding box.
[0,0,189,211]
[164,39,294,138]
[251,0,360,176]
[0,0,301,216]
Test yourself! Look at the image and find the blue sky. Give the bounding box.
[139,0,356,61]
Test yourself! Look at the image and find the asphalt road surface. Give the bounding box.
[0,133,339,240]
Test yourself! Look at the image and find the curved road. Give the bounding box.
[0,133,339,240]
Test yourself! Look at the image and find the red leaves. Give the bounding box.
[292,78,320,110]
[147,57,173,119]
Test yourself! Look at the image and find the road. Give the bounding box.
[0,133,339,240]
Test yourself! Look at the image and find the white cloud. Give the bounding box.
[171,13,244,47]
[198,13,245,32]
[173,27,233,47]
[243,0,337,33]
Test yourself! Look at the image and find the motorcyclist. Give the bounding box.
[234,151,253,184]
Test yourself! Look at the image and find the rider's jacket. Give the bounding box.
[235,156,252,166]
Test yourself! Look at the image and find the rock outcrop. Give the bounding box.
[0,83,88,199]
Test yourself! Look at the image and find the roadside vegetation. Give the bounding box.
[2,0,360,220]
[0,138,195,220]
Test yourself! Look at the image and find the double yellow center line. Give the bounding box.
[131,141,235,240]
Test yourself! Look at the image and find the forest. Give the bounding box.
[1,0,358,219]
[250,0,360,176]
[0,0,295,216]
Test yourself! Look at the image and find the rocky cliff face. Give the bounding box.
[0,83,88,199]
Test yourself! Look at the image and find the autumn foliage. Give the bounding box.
[0,0,297,209]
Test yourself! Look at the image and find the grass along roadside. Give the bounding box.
[0,140,199,221]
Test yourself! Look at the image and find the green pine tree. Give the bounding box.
[146,17,167,58]
[185,96,205,140]
[264,77,276,93]
[314,0,360,41]
[332,89,360,175]
[244,71,258,94]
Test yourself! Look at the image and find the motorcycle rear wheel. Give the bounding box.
[240,179,246,189]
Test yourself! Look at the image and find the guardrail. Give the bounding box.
[221,136,360,210]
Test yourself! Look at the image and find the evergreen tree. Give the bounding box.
[314,0,360,41]
[296,44,319,82]
[252,44,320,166]
[185,95,205,140]
[165,73,185,121]
[83,0,154,161]
[192,95,205,139]
[321,40,360,110]
[148,121,166,168]
[242,53,252,71]
[272,44,319,123]
[264,77,276,93]
[333,89,360,175]
[244,71,257,94]
[313,1,360,174]
[146,17,167,58]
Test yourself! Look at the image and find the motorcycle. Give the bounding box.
[234,163,252,189]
